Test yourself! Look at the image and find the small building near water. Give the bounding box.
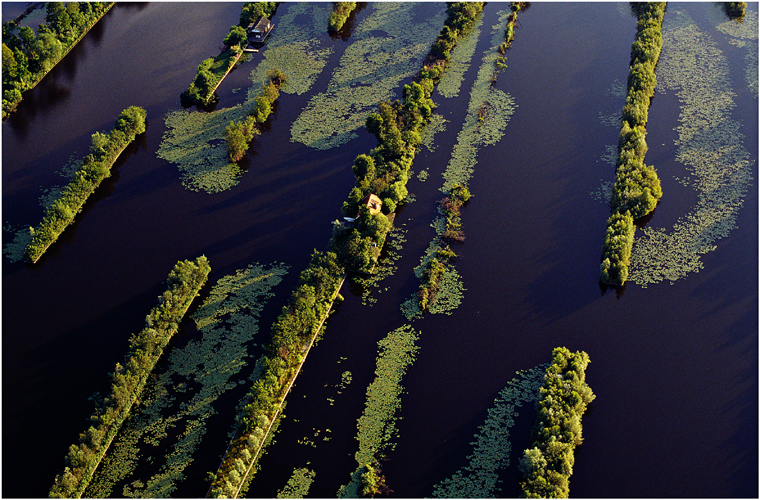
[248,16,272,39]
[359,194,383,216]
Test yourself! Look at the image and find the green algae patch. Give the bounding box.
[276,468,316,498]
[338,324,420,497]
[291,2,447,150]
[157,3,334,193]
[432,364,549,498]
[628,8,755,287]
[85,262,288,497]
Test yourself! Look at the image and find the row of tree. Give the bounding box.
[49,256,211,498]
[328,2,358,32]
[600,2,666,285]
[208,251,345,498]
[208,4,488,496]
[182,2,278,106]
[330,2,485,274]
[2,2,114,117]
[24,106,147,263]
[519,347,596,498]
[224,69,287,162]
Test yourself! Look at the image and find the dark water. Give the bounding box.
[3,2,757,498]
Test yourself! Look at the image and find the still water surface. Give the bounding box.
[2,2,757,498]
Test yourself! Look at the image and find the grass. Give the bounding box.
[628,7,755,287]
[84,262,289,497]
[431,364,549,498]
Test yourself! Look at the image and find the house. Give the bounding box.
[358,194,383,216]
[247,16,272,39]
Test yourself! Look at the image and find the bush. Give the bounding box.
[519,347,595,498]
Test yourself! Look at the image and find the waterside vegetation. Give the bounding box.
[209,4,488,494]
[328,2,358,32]
[49,256,211,499]
[208,251,345,498]
[24,106,146,264]
[224,69,287,162]
[2,2,114,118]
[182,2,278,106]
[519,347,595,498]
[599,2,666,286]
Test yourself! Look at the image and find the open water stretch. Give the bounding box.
[2,2,757,498]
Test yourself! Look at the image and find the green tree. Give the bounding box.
[32,32,63,72]
[2,43,17,82]
[224,25,248,49]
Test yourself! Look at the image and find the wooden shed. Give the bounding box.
[248,16,272,39]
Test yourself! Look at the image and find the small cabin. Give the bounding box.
[248,16,272,39]
[359,194,383,216]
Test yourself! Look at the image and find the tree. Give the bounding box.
[18,26,36,52]
[223,25,248,49]
[2,43,17,82]
[32,32,63,72]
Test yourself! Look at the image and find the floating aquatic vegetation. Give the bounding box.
[440,8,518,192]
[591,81,627,204]
[400,296,423,321]
[158,106,247,193]
[86,262,289,497]
[353,225,407,306]
[436,14,484,99]
[428,266,465,315]
[714,9,758,98]
[158,3,334,193]
[276,468,316,499]
[2,223,33,263]
[291,2,447,150]
[338,324,420,496]
[431,364,549,498]
[628,8,755,286]
[421,113,448,153]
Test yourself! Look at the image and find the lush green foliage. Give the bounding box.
[629,7,756,286]
[2,2,113,117]
[159,4,334,194]
[519,348,595,498]
[239,2,277,28]
[23,106,146,263]
[432,364,549,498]
[722,2,746,19]
[209,251,345,498]
[291,2,447,150]
[599,212,635,285]
[83,262,288,497]
[49,257,210,499]
[224,70,285,162]
[328,2,357,32]
[600,2,665,285]
[182,3,278,106]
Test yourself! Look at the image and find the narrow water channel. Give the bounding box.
[2,2,757,498]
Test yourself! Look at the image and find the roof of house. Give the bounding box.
[361,194,383,215]
[251,16,271,32]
